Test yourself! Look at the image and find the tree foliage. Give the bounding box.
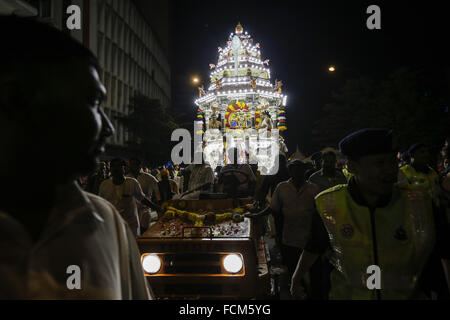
[118,94,179,167]
[312,67,449,150]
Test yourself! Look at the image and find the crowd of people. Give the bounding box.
[284,132,450,300]
[246,131,450,300]
[74,131,450,300]
[1,16,449,300]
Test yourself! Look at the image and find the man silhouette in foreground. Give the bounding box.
[0,16,152,299]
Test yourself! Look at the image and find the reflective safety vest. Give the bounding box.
[315,183,435,300]
[399,165,440,205]
[342,168,353,182]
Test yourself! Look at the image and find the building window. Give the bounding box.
[97,0,104,29]
[39,0,52,18]
[117,20,123,47]
[105,6,110,37]
[118,49,122,78]
[104,73,110,106]
[118,123,122,145]
[133,63,137,87]
[111,14,116,41]
[112,44,117,74]
[124,85,128,110]
[121,24,125,48]
[118,80,122,111]
[111,76,116,107]
[113,115,118,144]
[124,1,129,22]
[97,32,104,65]
[130,6,134,28]
[105,38,111,71]
[129,34,133,57]
[123,56,127,82]
[118,0,123,16]
[96,67,103,84]
[137,68,140,89]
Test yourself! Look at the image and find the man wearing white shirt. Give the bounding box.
[128,158,160,233]
[99,158,160,237]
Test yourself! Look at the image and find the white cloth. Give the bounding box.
[0,182,152,299]
[127,172,159,230]
[270,180,319,248]
[99,177,145,237]
[173,176,182,193]
[128,172,159,200]
[187,164,215,192]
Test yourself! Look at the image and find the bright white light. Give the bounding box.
[223,254,243,273]
[142,254,162,274]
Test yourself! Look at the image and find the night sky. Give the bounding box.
[171,0,449,155]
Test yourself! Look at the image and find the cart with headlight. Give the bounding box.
[137,198,272,299]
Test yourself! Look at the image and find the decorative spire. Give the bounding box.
[235,22,243,35]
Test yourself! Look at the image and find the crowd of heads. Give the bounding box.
[79,157,183,191]
[291,130,450,187]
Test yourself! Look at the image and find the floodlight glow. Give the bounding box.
[223,254,243,273]
[142,254,162,274]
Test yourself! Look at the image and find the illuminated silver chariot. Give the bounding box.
[195,23,288,174]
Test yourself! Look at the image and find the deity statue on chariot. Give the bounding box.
[194,23,289,173]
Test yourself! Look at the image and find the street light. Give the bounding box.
[192,76,200,84]
[328,65,336,72]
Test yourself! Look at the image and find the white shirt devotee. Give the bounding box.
[270,180,319,248]
[99,177,146,237]
[127,171,160,230]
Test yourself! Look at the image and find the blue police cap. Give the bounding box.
[310,152,322,160]
[407,142,426,155]
[339,128,395,160]
[287,159,308,170]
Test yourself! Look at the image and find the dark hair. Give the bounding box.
[279,153,287,165]
[0,16,99,101]
[322,151,337,159]
[408,143,426,155]
[129,158,142,165]
[0,16,99,70]
[311,152,323,160]
[110,158,125,167]
[287,159,308,170]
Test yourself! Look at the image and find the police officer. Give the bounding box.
[290,129,450,300]
[398,143,441,206]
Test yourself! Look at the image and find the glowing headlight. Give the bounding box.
[142,254,162,274]
[223,254,243,273]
